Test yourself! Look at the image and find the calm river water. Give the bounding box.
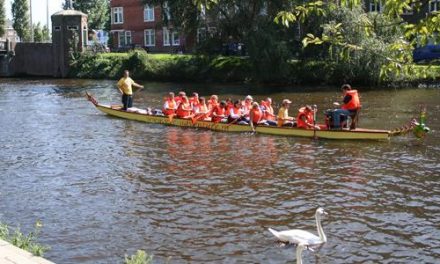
[0,79,439,264]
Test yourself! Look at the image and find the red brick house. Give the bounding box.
[110,0,195,52]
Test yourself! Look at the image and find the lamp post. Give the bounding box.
[30,0,34,42]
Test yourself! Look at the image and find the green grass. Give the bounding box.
[0,221,50,257]
[124,250,153,264]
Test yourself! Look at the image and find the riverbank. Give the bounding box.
[0,239,54,264]
[68,50,440,86]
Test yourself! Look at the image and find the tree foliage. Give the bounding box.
[275,0,440,83]
[33,22,50,42]
[0,0,6,37]
[11,0,30,41]
[64,0,110,30]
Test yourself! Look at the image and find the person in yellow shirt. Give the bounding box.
[117,70,144,110]
[277,99,295,127]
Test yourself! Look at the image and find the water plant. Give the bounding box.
[0,220,50,257]
[124,250,154,264]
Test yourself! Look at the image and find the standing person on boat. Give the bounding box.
[163,92,177,116]
[249,102,267,131]
[211,101,227,123]
[297,105,320,130]
[261,97,277,126]
[277,99,295,127]
[176,96,193,119]
[117,70,144,110]
[228,100,247,124]
[333,84,361,129]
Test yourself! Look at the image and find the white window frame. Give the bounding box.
[369,1,382,13]
[111,7,124,24]
[163,27,170,46]
[172,31,180,46]
[163,1,171,20]
[144,5,155,22]
[430,0,440,12]
[144,29,155,47]
[125,31,132,46]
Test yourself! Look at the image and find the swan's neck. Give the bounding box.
[315,214,327,243]
[296,245,304,264]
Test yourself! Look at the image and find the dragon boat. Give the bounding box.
[86,93,429,141]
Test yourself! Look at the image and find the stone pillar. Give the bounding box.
[51,10,88,77]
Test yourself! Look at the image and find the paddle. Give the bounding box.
[168,113,176,123]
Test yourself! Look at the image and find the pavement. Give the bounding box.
[0,239,54,264]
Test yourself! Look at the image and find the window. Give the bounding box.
[163,27,170,46]
[144,29,155,47]
[118,31,132,47]
[144,5,154,22]
[112,7,123,24]
[369,1,382,12]
[172,31,180,46]
[163,2,171,20]
[54,26,61,31]
[430,0,440,12]
[67,25,78,30]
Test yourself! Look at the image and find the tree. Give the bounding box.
[11,0,30,42]
[275,0,440,83]
[33,22,50,42]
[64,0,110,30]
[0,0,5,37]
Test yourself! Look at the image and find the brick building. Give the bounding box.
[364,0,440,23]
[110,0,195,52]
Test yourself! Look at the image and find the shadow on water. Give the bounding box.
[0,79,439,263]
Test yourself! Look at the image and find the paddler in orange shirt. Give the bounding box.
[163,92,177,116]
[261,97,277,126]
[176,96,193,119]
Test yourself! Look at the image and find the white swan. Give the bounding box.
[268,207,327,246]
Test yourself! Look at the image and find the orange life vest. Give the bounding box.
[208,99,219,111]
[211,106,225,122]
[342,90,361,110]
[163,98,176,116]
[199,103,208,113]
[296,107,314,129]
[250,108,263,124]
[176,102,192,118]
[261,102,275,121]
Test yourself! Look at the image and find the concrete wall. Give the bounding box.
[9,43,54,76]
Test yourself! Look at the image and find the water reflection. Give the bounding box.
[0,79,439,263]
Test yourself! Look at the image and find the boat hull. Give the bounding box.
[93,104,390,140]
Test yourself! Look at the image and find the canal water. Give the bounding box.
[0,79,439,264]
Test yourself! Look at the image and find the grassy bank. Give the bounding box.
[69,50,440,85]
[0,221,50,257]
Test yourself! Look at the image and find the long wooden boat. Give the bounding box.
[86,93,419,141]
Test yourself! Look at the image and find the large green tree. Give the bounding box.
[11,0,30,42]
[64,0,109,30]
[0,0,5,37]
[276,0,440,83]
[33,22,50,42]
[144,0,296,81]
